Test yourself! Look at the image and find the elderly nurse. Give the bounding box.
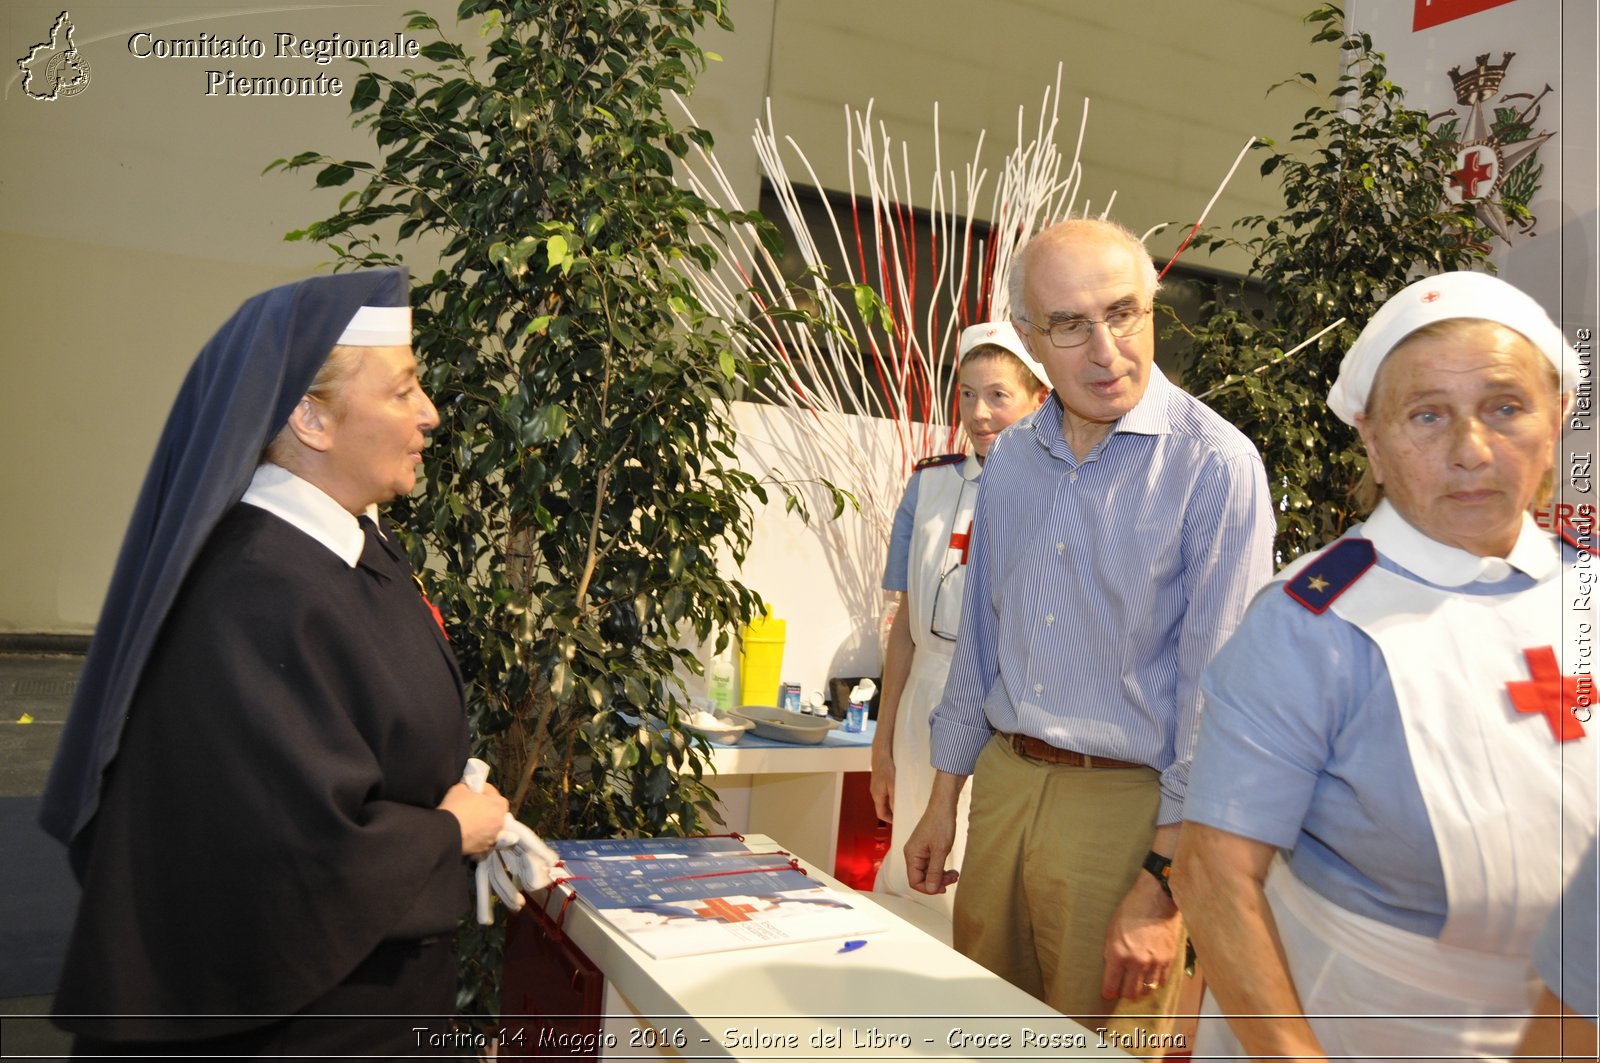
[1174,272,1596,1061]
[42,271,510,1056]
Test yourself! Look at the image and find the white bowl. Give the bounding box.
[727,705,840,745]
[685,710,756,745]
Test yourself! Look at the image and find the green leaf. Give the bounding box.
[350,73,381,113]
[549,662,571,701]
[852,284,881,326]
[314,163,355,187]
[419,41,460,64]
[524,404,568,443]
[546,234,570,272]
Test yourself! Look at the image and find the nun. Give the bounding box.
[1174,271,1596,1061]
[41,270,509,1056]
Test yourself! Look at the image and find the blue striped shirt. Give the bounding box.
[928,367,1275,823]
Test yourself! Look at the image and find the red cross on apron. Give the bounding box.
[1506,646,1591,742]
[948,521,972,566]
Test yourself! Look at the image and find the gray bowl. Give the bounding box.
[728,704,840,745]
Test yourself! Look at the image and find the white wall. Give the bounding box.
[2,0,1335,634]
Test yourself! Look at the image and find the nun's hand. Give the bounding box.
[439,781,509,857]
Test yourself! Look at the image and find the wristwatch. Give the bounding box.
[1142,851,1174,897]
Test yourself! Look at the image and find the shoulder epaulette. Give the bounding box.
[1283,538,1377,615]
[1558,520,1593,552]
[914,453,965,471]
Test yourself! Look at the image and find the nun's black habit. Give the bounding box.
[42,271,471,1050]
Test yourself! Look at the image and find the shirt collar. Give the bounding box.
[960,452,984,481]
[239,463,377,568]
[1114,365,1173,437]
[1360,499,1558,586]
[1028,365,1173,458]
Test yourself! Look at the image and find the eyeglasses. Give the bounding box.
[1018,306,1151,349]
[929,559,965,642]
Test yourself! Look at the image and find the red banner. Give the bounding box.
[1413,0,1519,32]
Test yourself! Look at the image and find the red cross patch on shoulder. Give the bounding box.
[1284,538,1377,614]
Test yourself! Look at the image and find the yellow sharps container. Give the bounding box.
[738,605,787,707]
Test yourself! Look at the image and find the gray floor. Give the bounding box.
[0,652,84,1057]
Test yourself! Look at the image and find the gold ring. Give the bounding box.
[1143,981,1158,989]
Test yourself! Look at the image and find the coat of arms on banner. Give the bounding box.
[1431,51,1554,243]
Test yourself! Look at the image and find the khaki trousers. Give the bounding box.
[953,734,1187,1050]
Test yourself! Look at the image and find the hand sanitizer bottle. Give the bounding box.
[707,645,737,712]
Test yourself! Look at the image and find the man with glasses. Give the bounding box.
[904,218,1274,1051]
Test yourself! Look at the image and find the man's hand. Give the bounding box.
[1101,869,1183,1001]
[903,771,967,894]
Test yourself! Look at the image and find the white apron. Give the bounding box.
[1199,534,1596,1061]
[876,455,980,915]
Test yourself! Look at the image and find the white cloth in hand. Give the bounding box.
[461,758,559,925]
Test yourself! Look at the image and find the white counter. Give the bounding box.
[530,834,1131,1061]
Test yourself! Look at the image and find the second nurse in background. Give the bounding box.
[872,323,1049,921]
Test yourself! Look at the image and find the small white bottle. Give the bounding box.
[706,646,737,712]
[844,678,877,733]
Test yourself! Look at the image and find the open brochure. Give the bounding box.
[547,837,886,959]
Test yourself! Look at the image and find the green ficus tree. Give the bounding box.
[270,0,781,853]
[1176,3,1494,560]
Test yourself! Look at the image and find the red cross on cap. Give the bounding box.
[985,327,998,337]
[1421,291,1441,303]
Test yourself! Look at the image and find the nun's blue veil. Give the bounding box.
[40,268,410,849]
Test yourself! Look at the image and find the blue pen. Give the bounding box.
[837,939,867,954]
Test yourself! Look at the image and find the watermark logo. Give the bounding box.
[17,11,91,101]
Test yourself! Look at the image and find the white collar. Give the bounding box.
[1360,499,1558,587]
[239,464,380,568]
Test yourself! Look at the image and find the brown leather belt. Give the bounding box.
[1006,732,1142,769]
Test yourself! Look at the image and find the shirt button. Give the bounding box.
[1033,683,1044,695]
[1045,614,1055,625]
[1069,471,1078,483]
[1056,542,1065,553]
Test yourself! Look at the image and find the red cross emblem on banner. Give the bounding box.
[692,897,759,922]
[1505,646,1590,742]
[949,522,972,565]
[1449,148,1496,200]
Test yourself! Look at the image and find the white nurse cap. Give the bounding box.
[1326,271,1577,426]
[958,321,1049,388]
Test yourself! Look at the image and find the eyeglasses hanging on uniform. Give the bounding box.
[929,478,977,642]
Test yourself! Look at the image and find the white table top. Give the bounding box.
[532,834,1129,1061]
